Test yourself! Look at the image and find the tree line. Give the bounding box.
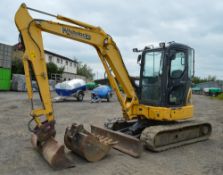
[192,75,217,84]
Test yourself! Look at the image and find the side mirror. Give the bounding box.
[133,48,139,52]
[137,55,142,64]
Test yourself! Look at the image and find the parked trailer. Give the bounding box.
[203,87,222,96]
[55,79,87,101]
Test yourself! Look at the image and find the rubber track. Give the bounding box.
[140,120,212,152]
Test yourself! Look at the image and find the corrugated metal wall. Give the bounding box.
[0,43,12,68]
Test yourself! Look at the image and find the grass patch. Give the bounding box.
[215,93,223,100]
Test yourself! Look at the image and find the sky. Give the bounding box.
[1,0,223,79]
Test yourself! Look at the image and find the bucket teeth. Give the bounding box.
[93,134,118,145]
[64,123,115,162]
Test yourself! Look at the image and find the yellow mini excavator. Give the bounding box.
[15,3,212,169]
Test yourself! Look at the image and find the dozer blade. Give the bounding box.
[31,134,75,170]
[140,120,212,152]
[64,123,116,162]
[91,125,142,158]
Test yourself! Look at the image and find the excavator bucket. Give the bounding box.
[31,134,75,170]
[91,125,142,158]
[64,123,116,162]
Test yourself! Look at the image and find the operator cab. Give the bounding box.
[134,42,195,107]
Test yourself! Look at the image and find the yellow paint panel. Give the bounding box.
[132,104,193,121]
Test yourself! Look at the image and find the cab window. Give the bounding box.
[188,48,195,79]
[170,51,185,79]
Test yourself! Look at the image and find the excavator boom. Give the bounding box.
[15,3,141,168]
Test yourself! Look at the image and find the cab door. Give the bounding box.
[167,48,193,106]
[139,50,164,106]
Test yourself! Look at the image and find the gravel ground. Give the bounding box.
[0,91,222,175]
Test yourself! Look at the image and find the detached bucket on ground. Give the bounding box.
[31,134,75,170]
[64,123,116,162]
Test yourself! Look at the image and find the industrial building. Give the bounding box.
[194,81,223,90]
[44,50,79,81]
[0,42,87,90]
[192,81,223,95]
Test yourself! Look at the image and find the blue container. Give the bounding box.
[91,85,112,101]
